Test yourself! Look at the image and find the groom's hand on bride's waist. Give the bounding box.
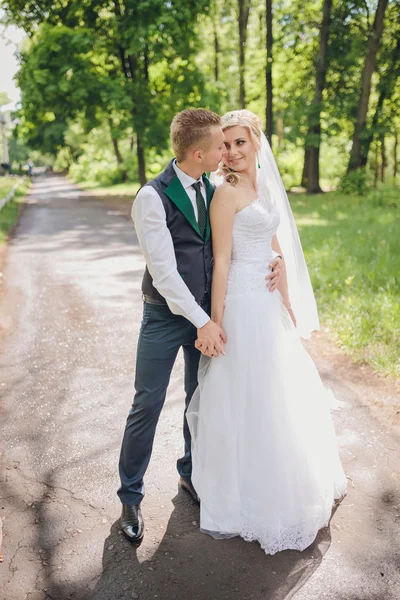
[196,320,227,358]
[266,256,282,291]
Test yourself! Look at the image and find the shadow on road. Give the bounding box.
[91,491,332,600]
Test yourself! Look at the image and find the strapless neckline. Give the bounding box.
[235,198,259,216]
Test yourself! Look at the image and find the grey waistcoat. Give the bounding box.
[140,160,214,307]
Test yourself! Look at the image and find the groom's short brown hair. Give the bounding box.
[171,108,221,162]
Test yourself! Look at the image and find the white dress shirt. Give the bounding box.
[132,162,210,329]
[172,161,207,218]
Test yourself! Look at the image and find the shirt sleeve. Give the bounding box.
[132,186,210,329]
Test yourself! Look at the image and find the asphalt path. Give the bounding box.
[0,175,399,600]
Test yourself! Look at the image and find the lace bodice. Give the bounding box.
[226,199,280,296]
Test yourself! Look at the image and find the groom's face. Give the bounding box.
[199,126,225,172]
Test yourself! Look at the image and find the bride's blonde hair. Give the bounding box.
[219,110,263,185]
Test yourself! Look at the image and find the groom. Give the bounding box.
[118,108,281,542]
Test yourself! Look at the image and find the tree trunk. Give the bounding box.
[308,147,322,194]
[374,139,379,187]
[301,149,310,188]
[265,0,273,142]
[303,0,332,194]
[394,131,398,184]
[347,0,389,172]
[276,113,283,148]
[108,119,124,165]
[360,89,385,169]
[114,3,148,186]
[108,116,127,181]
[238,0,250,108]
[380,134,386,183]
[137,134,146,186]
[111,136,127,179]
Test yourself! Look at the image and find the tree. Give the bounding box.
[360,2,400,170]
[265,0,273,141]
[238,0,251,108]
[2,0,211,185]
[211,0,221,82]
[302,0,333,193]
[347,0,389,172]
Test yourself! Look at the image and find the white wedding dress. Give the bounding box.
[186,198,347,555]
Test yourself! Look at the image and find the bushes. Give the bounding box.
[339,169,368,195]
[69,156,126,186]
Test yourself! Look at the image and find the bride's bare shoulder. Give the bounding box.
[212,183,241,209]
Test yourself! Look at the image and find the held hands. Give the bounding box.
[266,256,282,291]
[196,320,227,358]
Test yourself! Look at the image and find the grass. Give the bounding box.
[0,178,31,246]
[290,184,400,377]
[74,179,140,197]
[0,176,17,201]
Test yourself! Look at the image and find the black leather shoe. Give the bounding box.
[179,477,200,505]
[120,504,144,542]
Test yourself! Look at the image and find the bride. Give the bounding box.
[186,109,347,555]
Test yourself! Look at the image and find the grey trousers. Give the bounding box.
[117,300,206,505]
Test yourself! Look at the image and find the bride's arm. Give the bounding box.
[271,235,296,325]
[210,187,238,328]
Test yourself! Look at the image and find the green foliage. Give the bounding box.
[8,136,30,166]
[64,123,130,185]
[369,183,400,208]
[339,168,368,195]
[3,0,399,187]
[0,178,31,246]
[0,92,12,107]
[291,184,400,376]
[274,137,348,190]
[13,22,128,154]
[275,140,304,189]
[0,176,16,200]
[3,0,213,175]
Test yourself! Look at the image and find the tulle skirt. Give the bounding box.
[186,290,347,555]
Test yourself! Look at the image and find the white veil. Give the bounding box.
[257,132,319,339]
[211,129,319,339]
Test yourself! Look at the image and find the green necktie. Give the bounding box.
[192,181,207,238]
